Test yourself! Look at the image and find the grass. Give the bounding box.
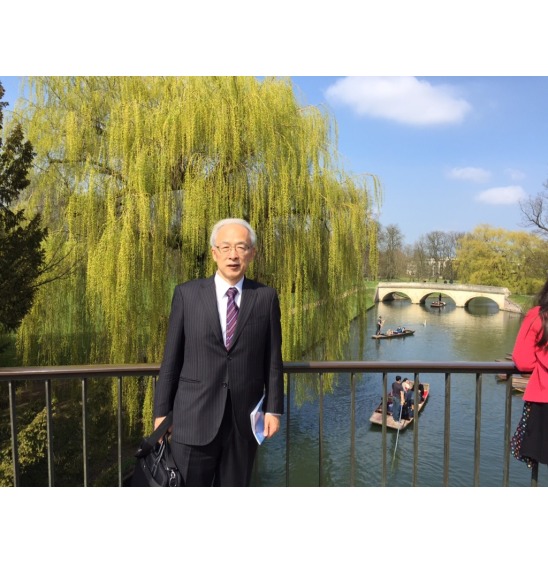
[508,294,535,313]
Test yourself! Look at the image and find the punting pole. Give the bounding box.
[391,402,404,468]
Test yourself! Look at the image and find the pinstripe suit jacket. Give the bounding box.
[154,275,284,445]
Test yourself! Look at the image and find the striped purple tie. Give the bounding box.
[225,287,239,349]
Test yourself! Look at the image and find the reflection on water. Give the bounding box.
[253,297,546,487]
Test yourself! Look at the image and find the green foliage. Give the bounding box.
[509,294,535,313]
[0,82,47,344]
[0,400,49,486]
[16,405,49,465]
[455,225,548,294]
[12,77,380,366]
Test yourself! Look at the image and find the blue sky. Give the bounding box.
[3,75,548,244]
[291,76,548,243]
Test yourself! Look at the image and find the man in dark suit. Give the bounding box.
[153,218,284,486]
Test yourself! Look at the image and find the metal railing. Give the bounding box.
[0,361,537,486]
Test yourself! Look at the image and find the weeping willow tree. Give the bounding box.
[11,76,380,428]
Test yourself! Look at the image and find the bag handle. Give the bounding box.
[135,411,173,459]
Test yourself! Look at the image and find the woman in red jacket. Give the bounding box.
[511,278,548,467]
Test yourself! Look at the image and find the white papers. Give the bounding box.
[250,393,265,445]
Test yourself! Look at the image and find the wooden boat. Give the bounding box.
[372,328,415,340]
[495,373,530,392]
[494,354,530,392]
[369,383,430,430]
[495,353,513,362]
[511,377,529,393]
[430,301,446,308]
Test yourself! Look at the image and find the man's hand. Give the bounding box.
[154,416,173,442]
[263,413,280,438]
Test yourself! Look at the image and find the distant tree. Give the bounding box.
[362,217,380,281]
[455,225,548,294]
[378,224,405,279]
[520,180,548,238]
[411,238,430,280]
[412,230,464,281]
[441,231,465,280]
[425,230,445,276]
[0,82,46,342]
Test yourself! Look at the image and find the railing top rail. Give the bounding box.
[284,360,522,374]
[0,360,525,380]
[0,363,160,380]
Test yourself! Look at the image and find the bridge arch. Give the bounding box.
[418,291,455,306]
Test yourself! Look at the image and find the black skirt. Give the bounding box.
[520,401,548,465]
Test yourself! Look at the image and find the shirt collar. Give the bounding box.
[214,273,244,298]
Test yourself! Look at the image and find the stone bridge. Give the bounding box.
[374,282,521,312]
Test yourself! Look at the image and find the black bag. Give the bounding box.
[131,412,183,487]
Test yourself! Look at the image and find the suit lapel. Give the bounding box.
[199,276,224,346]
[230,278,257,348]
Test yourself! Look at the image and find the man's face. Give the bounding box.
[211,223,256,284]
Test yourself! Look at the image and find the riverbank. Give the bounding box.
[506,293,534,313]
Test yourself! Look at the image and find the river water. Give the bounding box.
[252,296,547,487]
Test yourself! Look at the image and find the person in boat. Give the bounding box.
[407,382,416,417]
[418,383,425,403]
[402,378,414,419]
[391,376,404,422]
[376,315,384,335]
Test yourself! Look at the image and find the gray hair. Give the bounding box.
[209,218,257,248]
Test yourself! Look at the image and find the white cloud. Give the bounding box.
[475,186,527,205]
[505,168,526,181]
[325,76,471,125]
[448,167,491,183]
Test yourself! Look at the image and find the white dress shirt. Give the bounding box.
[214,274,244,347]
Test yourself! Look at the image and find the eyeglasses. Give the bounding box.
[214,244,251,255]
